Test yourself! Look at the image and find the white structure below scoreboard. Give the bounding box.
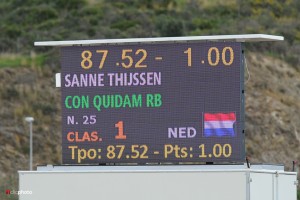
[19,164,297,200]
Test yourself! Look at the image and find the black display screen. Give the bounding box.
[60,42,244,164]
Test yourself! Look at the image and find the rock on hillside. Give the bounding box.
[0,52,299,182]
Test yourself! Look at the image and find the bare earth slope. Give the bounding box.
[0,66,61,182]
[245,53,300,168]
[0,52,299,182]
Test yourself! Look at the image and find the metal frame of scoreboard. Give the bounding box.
[37,34,282,165]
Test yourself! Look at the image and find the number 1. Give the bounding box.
[115,121,126,139]
[199,144,207,158]
[184,48,192,67]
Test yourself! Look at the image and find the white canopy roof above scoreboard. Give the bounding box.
[34,34,283,46]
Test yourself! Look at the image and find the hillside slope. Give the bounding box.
[0,66,61,180]
[245,53,300,167]
[0,52,299,181]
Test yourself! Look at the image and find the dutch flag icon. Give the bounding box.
[203,112,236,137]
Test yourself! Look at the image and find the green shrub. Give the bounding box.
[111,20,137,31]
[156,15,184,37]
[0,0,300,66]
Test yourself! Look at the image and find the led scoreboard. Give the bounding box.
[61,42,245,164]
